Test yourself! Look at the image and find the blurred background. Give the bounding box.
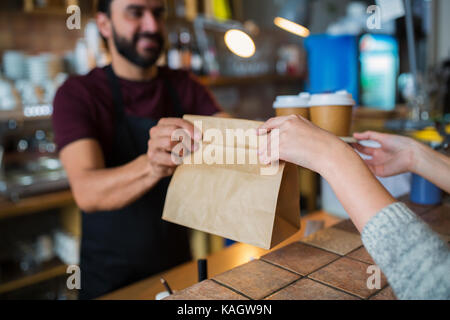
[0,0,449,299]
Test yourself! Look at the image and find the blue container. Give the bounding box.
[410,174,442,205]
[304,34,359,103]
[304,34,399,109]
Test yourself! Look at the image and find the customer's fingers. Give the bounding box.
[352,143,377,156]
[258,139,269,164]
[258,116,295,134]
[259,134,281,164]
[353,131,385,143]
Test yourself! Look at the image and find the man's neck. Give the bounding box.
[110,50,158,82]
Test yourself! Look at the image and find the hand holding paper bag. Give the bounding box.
[162,115,301,249]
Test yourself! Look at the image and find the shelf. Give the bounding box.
[0,190,75,221]
[0,105,53,123]
[0,109,25,122]
[353,106,409,119]
[23,8,69,16]
[0,258,67,295]
[198,74,305,88]
[0,75,303,123]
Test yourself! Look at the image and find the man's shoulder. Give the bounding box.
[53,67,108,114]
[57,67,106,96]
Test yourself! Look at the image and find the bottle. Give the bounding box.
[174,0,186,18]
[167,31,182,70]
[205,46,220,77]
[191,44,204,75]
[179,28,192,71]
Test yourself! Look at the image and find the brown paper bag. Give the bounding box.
[162,115,301,249]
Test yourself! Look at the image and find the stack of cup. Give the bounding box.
[273,92,311,119]
[3,51,26,80]
[308,90,355,137]
[272,93,312,211]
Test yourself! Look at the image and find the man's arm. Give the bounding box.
[60,118,198,213]
[60,139,158,212]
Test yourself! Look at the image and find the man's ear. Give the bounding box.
[96,12,112,40]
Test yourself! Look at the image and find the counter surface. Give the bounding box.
[100,210,341,300]
[101,197,448,300]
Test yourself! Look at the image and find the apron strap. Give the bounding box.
[104,64,186,155]
[105,65,126,122]
[105,65,140,155]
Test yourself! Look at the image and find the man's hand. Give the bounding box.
[147,118,201,179]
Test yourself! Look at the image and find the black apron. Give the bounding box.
[79,65,191,300]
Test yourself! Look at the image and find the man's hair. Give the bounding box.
[97,0,113,15]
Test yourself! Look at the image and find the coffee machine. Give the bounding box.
[0,115,68,202]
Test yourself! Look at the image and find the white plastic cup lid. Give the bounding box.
[273,93,310,108]
[309,90,355,107]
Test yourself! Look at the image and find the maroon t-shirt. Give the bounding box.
[52,66,221,155]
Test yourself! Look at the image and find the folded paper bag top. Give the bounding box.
[162,115,301,250]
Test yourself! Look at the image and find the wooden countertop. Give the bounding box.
[100,210,342,300]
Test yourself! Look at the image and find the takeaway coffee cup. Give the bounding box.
[309,90,355,137]
[273,93,310,119]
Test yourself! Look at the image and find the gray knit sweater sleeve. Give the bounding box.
[361,202,450,300]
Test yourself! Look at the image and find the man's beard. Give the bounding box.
[112,26,164,69]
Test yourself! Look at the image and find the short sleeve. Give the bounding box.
[52,77,98,152]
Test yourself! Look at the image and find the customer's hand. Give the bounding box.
[260,116,397,233]
[147,118,200,179]
[258,115,346,175]
[352,131,419,177]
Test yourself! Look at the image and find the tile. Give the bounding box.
[300,227,362,255]
[163,280,248,300]
[261,242,339,275]
[421,205,450,236]
[346,246,375,265]
[332,219,360,234]
[369,286,397,300]
[309,257,387,299]
[266,278,359,300]
[213,259,300,300]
